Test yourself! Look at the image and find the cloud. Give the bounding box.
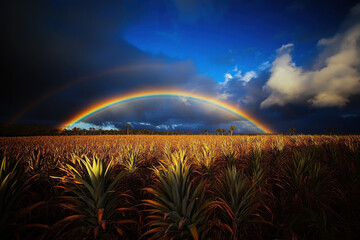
[226,60,273,87]
[71,122,118,130]
[223,73,233,85]
[217,92,233,100]
[261,10,360,108]
[240,71,258,83]
[219,68,259,100]
[276,43,294,54]
[216,61,274,108]
[225,69,258,85]
[156,124,183,130]
[258,61,271,71]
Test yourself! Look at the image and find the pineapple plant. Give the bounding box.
[52,154,134,239]
[143,150,211,239]
[212,166,266,239]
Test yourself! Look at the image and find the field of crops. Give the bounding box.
[1,135,360,239]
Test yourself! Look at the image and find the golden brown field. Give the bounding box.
[1,135,360,239]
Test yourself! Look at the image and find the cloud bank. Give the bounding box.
[261,6,360,108]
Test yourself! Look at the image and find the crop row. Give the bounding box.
[1,135,359,239]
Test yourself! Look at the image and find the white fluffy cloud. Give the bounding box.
[261,20,360,108]
[234,70,258,83]
[222,60,271,89]
[223,73,233,85]
[240,71,258,83]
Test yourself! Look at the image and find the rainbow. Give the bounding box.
[60,90,273,133]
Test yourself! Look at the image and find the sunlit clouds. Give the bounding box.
[261,7,360,108]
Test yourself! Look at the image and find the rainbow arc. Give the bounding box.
[60,90,273,133]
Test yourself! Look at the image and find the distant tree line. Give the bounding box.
[0,124,245,136]
[61,125,239,136]
[2,123,342,136]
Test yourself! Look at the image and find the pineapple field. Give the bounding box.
[1,135,360,239]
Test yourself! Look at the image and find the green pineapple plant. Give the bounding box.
[212,166,267,239]
[52,154,134,239]
[143,150,211,240]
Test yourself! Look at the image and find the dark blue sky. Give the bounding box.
[2,0,360,133]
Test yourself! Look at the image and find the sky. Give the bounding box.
[2,0,360,134]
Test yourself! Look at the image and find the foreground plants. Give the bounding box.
[53,154,134,239]
[0,154,48,239]
[275,148,339,238]
[0,155,24,238]
[212,166,268,240]
[0,134,359,239]
[143,150,211,239]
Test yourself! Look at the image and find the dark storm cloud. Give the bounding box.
[1,0,219,127]
[2,0,145,119]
